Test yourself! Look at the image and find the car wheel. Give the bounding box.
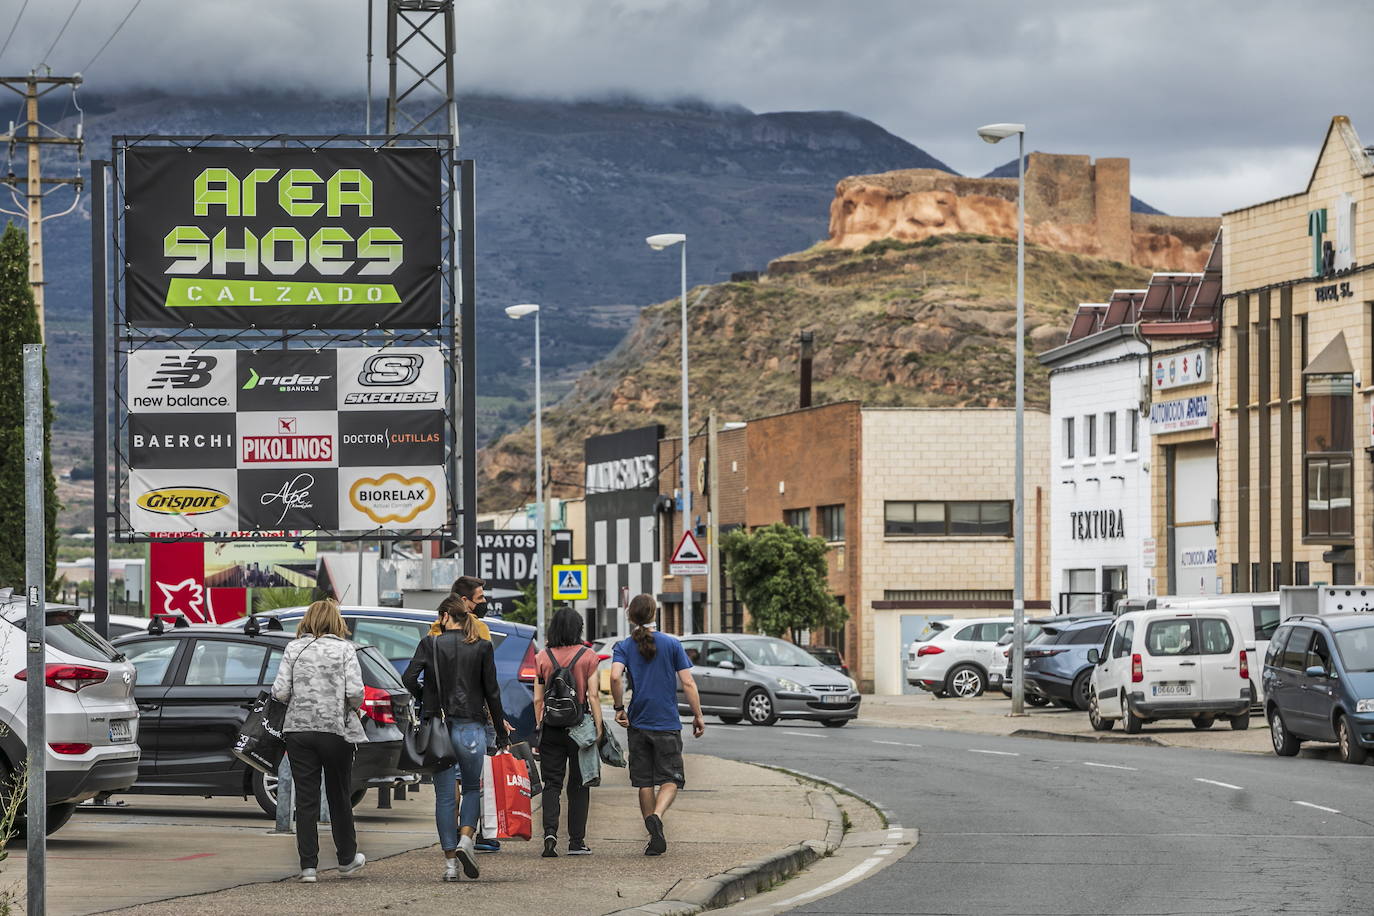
[945,665,985,699]
[1192,716,1215,730]
[1088,692,1114,731]
[820,719,849,728]
[352,788,370,807]
[1024,693,1050,707]
[1229,712,1250,731]
[718,716,742,725]
[45,802,78,835]
[1071,672,1092,712]
[1337,715,1367,764]
[1122,699,1144,734]
[252,768,278,818]
[1268,708,1300,756]
[745,688,778,726]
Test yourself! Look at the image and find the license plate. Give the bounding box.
[821,694,848,705]
[1152,684,1192,697]
[109,720,133,743]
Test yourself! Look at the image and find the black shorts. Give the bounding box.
[626,727,685,788]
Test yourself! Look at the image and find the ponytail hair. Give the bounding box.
[433,595,480,644]
[627,593,658,661]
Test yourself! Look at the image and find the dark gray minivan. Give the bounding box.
[1263,613,1374,763]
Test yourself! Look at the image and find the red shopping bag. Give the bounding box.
[488,749,532,840]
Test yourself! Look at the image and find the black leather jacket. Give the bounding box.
[401,631,509,745]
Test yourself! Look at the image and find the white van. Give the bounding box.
[1086,608,1252,733]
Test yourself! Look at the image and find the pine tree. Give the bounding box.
[0,223,58,590]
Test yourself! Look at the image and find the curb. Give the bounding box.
[605,770,852,916]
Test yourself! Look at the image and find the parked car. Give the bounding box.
[1263,613,1374,763]
[0,600,140,834]
[1087,608,1251,733]
[113,618,412,816]
[804,645,850,678]
[259,606,538,742]
[905,617,1012,698]
[1020,615,1113,710]
[677,633,860,727]
[993,618,1055,695]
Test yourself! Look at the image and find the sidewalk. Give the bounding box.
[89,754,835,916]
[857,692,1272,754]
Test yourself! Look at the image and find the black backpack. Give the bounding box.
[542,647,588,729]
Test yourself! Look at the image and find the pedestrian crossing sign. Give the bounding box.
[551,564,588,600]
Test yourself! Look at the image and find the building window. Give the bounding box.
[817,504,845,542]
[1085,414,1097,458]
[1272,562,1282,591]
[1294,562,1310,586]
[1230,563,1240,593]
[1251,562,1262,593]
[884,501,1012,537]
[1063,417,1075,460]
[1105,411,1117,456]
[1064,568,1096,614]
[1127,408,1139,453]
[783,508,811,535]
[1303,369,1354,539]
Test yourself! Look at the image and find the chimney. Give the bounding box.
[799,330,814,408]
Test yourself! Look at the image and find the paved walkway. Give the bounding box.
[25,753,831,916]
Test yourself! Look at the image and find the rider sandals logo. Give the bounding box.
[349,473,437,524]
[136,487,232,516]
[241,368,332,394]
[148,355,218,389]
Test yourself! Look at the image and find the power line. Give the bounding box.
[39,0,80,68]
[82,0,141,73]
[0,0,30,66]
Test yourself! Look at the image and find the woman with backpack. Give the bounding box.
[534,607,603,857]
[402,595,509,882]
[270,598,368,883]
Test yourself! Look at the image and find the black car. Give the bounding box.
[804,645,851,679]
[112,618,413,816]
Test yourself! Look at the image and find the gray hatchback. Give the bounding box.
[675,633,860,727]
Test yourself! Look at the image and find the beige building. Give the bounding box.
[1220,115,1374,590]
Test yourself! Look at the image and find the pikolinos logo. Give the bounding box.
[136,487,231,516]
[349,473,436,524]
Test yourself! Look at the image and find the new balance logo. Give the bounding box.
[148,356,218,390]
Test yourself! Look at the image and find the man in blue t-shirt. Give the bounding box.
[610,596,705,857]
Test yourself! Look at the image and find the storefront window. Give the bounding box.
[1303,371,1354,539]
[1085,414,1097,458]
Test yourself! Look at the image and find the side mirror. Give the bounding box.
[1086,648,1101,665]
[1305,665,1327,678]
[718,660,739,671]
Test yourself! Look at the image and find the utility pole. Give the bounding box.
[0,74,84,339]
[707,409,720,632]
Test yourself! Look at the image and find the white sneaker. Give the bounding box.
[455,835,480,879]
[443,857,460,882]
[299,868,317,883]
[338,853,366,877]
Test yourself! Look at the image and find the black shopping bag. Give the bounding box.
[233,690,288,775]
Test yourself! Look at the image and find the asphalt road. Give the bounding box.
[694,718,1370,915]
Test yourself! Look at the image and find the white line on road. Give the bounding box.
[968,748,1019,756]
[1294,800,1340,814]
[1083,762,1137,771]
[780,731,827,739]
[771,857,882,907]
[1195,778,1243,790]
[871,740,923,748]
[874,848,893,856]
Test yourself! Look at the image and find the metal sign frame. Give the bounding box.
[103,134,470,543]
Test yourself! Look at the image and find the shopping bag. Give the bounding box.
[488,750,532,840]
[481,755,498,840]
[232,690,288,775]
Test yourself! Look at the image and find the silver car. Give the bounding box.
[675,633,860,727]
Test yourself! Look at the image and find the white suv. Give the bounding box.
[905,617,1013,698]
[1087,608,1252,733]
[0,601,140,834]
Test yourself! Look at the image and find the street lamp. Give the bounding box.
[977,121,1027,716]
[505,303,546,647]
[646,232,693,635]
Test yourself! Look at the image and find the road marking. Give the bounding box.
[771,856,882,907]
[874,848,893,855]
[1083,762,1137,771]
[872,740,922,748]
[1294,800,1340,814]
[968,748,1019,756]
[1195,778,1242,790]
[781,730,827,739]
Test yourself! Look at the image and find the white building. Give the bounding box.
[1040,298,1154,612]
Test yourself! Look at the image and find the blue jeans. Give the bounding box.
[433,718,485,851]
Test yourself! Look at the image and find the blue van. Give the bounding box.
[1263,613,1374,764]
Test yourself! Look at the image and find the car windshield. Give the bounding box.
[358,645,407,689]
[913,621,948,643]
[734,637,822,667]
[1334,626,1374,672]
[13,610,122,662]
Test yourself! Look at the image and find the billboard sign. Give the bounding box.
[125,347,448,534]
[123,147,442,328]
[1149,395,1212,434]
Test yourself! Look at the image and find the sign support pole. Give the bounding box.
[25,343,48,914]
[91,161,109,637]
[460,160,478,575]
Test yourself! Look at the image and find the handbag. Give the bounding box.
[598,726,627,768]
[399,636,458,774]
[233,690,288,775]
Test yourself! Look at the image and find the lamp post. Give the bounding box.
[506,303,545,646]
[646,232,693,635]
[977,122,1027,715]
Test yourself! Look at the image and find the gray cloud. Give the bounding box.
[7,0,1371,214]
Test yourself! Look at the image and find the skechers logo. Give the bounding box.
[136,487,231,516]
[358,353,421,386]
[148,356,218,390]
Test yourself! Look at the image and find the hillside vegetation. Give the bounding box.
[479,233,1151,508]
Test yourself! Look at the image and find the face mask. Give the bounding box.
[471,597,488,619]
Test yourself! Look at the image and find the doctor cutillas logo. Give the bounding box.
[137,487,231,516]
[349,473,436,524]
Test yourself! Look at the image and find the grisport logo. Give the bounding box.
[349,473,436,524]
[136,487,231,516]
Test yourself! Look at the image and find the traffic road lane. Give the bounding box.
[695,720,1370,914]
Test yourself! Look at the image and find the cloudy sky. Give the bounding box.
[5,0,1371,215]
